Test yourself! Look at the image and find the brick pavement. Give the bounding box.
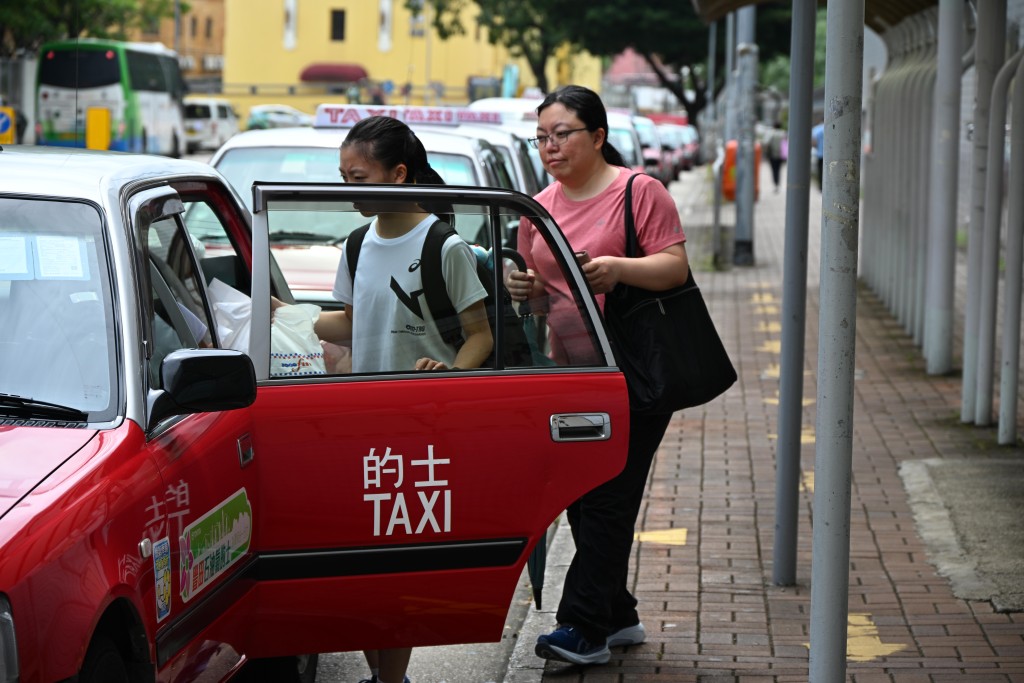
[504,164,1024,682]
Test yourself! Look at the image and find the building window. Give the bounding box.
[206,17,213,40]
[190,16,198,38]
[331,10,346,41]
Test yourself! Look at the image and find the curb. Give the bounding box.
[502,515,573,683]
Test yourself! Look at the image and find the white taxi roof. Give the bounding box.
[0,146,222,202]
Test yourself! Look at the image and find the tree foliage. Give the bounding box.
[1,0,180,58]
[406,0,576,93]
[412,0,795,123]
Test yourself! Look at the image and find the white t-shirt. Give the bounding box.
[333,215,488,373]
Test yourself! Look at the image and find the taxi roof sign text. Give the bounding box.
[315,104,505,129]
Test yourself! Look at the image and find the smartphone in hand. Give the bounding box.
[575,250,591,264]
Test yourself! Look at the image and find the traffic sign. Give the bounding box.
[0,107,15,145]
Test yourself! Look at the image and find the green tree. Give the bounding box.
[1,0,180,58]
[406,0,576,94]
[552,0,793,124]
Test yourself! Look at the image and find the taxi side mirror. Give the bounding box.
[148,348,257,428]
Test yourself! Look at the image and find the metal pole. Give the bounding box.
[963,0,1007,423]
[999,55,1024,444]
[708,22,717,121]
[734,7,757,266]
[773,0,816,587]
[924,0,965,374]
[975,47,1024,425]
[808,0,863,679]
[174,0,182,55]
[724,13,736,141]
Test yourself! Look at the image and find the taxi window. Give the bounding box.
[215,147,345,211]
[143,215,217,387]
[260,194,602,379]
[0,197,118,421]
[427,153,477,186]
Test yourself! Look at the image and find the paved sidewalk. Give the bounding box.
[504,165,1024,682]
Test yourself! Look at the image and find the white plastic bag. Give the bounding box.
[207,278,252,352]
[270,303,327,377]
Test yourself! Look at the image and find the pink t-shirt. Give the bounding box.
[519,167,686,363]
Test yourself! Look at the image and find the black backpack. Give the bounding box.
[344,220,537,369]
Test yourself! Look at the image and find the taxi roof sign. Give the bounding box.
[315,104,507,128]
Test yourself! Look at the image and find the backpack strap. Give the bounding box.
[420,220,464,350]
[344,223,371,281]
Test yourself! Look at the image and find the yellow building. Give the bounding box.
[222,0,601,122]
[133,0,225,90]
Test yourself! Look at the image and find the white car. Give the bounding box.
[207,105,518,307]
[184,96,240,153]
[245,103,314,130]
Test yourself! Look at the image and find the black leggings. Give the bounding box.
[554,410,673,643]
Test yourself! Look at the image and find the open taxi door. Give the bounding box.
[240,183,629,656]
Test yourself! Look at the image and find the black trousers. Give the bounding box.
[769,157,783,188]
[554,410,673,644]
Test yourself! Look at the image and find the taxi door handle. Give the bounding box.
[550,413,611,442]
[237,433,254,468]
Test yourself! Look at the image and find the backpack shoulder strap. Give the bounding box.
[344,223,371,281]
[420,220,463,348]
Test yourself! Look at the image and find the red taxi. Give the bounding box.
[0,146,628,681]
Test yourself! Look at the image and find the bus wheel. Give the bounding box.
[79,634,130,683]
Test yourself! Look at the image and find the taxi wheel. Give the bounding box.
[79,634,129,683]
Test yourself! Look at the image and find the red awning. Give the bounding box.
[299,63,369,84]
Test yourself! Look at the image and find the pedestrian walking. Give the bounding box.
[507,84,688,666]
[766,120,787,192]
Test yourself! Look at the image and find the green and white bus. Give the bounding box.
[36,38,186,156]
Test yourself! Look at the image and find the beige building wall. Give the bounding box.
[133,0,225,83]
[222,0,600,124]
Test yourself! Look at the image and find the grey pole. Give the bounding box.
[808,0,863,679]
[708,22,717,121]
[975,47,1024,426]
[963,0,1007,423]
[734,7,757,266]
[999,55,1024,444]
[924,0,966,375]
[725,13,736,141]
[772,0,816,588]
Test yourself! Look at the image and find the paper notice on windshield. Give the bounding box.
[0,235,33,279]
[35,235,89,280]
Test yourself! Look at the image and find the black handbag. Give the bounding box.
[604,174,737,414]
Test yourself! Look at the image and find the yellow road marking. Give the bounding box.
[758,340,782,354]
[757,321,782,333]
[751,293,777,304]
[634,528,688,545]
[754,305,780,315]
[762,396,815,406]
[801,471,814,492]
[803,613,907,661]
[767,428,816,444]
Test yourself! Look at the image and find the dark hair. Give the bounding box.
[342,115,446,185]
[342,115,452,223]
[536,85,626,168]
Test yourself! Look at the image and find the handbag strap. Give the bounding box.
[619,172,696,293]
[623,173,641,258]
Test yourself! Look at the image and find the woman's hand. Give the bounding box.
[507,268,537,302]
[581,256,622,294]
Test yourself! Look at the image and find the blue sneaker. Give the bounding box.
[535,625,610,665]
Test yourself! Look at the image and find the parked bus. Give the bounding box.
[36,38,186,156]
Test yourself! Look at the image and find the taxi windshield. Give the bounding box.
[0,197,117,422]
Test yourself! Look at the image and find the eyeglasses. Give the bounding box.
[528,128,589,149]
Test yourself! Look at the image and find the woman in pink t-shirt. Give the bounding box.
[508,85,688,667]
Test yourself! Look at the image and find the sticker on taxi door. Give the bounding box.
[179,488,253,603]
